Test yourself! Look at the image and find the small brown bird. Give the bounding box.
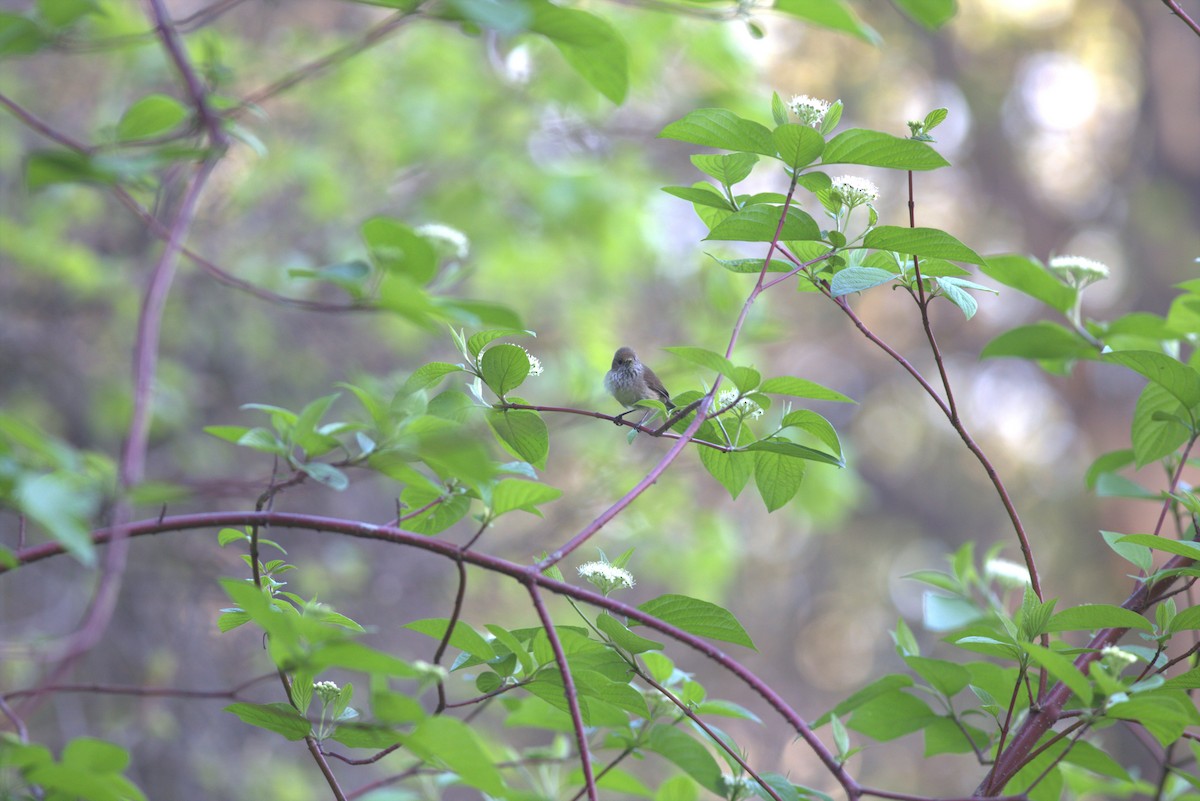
[604,347,674,422]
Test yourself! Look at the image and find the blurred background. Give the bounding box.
[2,0,1199,797]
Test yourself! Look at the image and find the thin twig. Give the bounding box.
[527,582,597,801]
[638,668,785,801]
[9,509,861,796]
[236,12,419,113]
[1162,0,1200,36]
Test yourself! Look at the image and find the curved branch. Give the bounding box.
[6,510,856,794]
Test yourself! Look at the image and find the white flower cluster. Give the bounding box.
[983,557,1031,589]
[521,347,543,376]
[1100,645,1137,668]
[415,223,470,260]
[578,561,635,593]
[787,94,831,128]
[1048,255,1109,288]
[313,680,341,703]
[832,175,880,208]
[717,389,764,420]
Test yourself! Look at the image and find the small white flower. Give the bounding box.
[788,94,831,128]
[1048,255,1109,288]
[832,175,880,208]
[415,223,470,260]
[740,398,764,420]
[717,390,763,420]
[521,347,543,377]
[578,561,635,593]
[719,774,757,794]
[1101,646,1137,668]
[314,681,341,703]
[984,558,1031,588]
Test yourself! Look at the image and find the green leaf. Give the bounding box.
[486,408,549,469]
[760,376,854,403]
[490,478,562,517]
[705,205,821,242]
[771,124,826,169]
[924,594,984,632]
[404,618,497,662]
[402,716,507,795]
[846,688,936,741]
[1047,604,1153,633]
[904,656,969,697]
[484,624,536,675]
[596,612,663,654]
[1085,449,1135,490]
[699,447,754,499]
[636,594,756,649]
[466,328,534,360]
[0,13,51,57]
[529,0,628,103]
[934,276,985,319]
[780,410,842,458]
[306,641,426,677]
[1131,382,1192,467]
[690,153,758,186]
[664,346,735,379]
[403,362,465,393]
[14,473,97,566]
[480,343,530,397]
[821,129,949,170]
[524,669,643,724]
[27,150,118,189]
[1022,643,1092,705]
[746,437,842,467]
[36,0,100,27]
[830,266,895,297]
[645,724,722,793]
[361,217,437,284]
[224,702,311,740]
[693,698,762,722]
[732,366,761,393]
[115,94,188,141]
[1117,534,1200,561]
[1100,530,1153,573]
[978,254,1076,314]
[1105,694,1192,747]
[891,0,957,29]
[862,226,985,264]
[1102,351,1200,409]
[662,184,735,210]
[980,322,1096,361]
[706,254,793,273]
[753,446,806,511]
[297,462,349,491]
[770,91,788,126]
[815,674,915,727]
[770,0,880,43]
[658,108,777,157]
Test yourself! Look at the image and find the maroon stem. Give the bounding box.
[638,669,784,801]
[1162,0,1200,36]
[6,509,858,796]
[829,294,1044,604]
[527,583,596,801]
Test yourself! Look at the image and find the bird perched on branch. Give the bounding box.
[604,346,673,424]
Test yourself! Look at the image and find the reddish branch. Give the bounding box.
[6,509,859,796]
[979,435,1199,793]
[1162,0,1200,37]
[527,583,597,801]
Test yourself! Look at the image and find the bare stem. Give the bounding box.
[527,583,597,801]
